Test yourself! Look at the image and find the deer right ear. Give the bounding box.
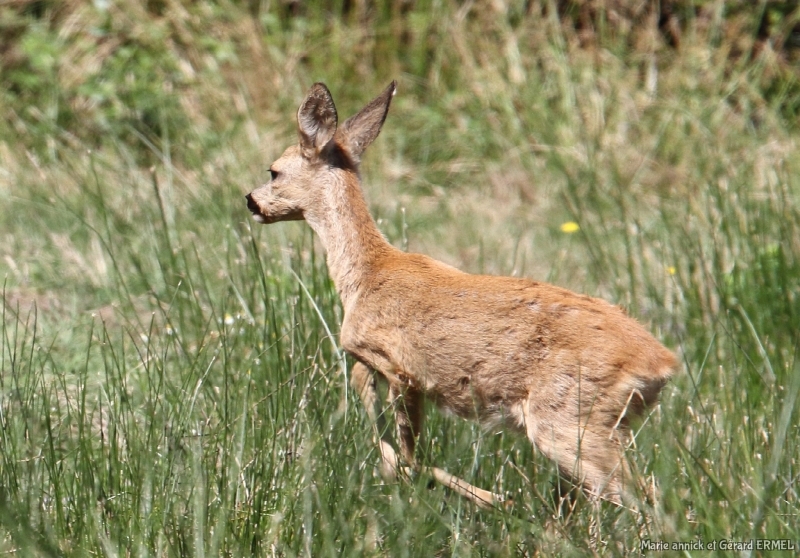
[297,83,338,158]
[337,80,396,163]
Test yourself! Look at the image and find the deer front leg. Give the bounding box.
[352,362,506,509]
[426,466,506,509]
[389,381,507,510]
[350,361,402,479]
[388,382,423,466]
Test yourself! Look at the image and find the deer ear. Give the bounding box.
[337,81,396,163]
[297,83,338,158]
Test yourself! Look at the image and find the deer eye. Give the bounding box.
[270,169,278,181]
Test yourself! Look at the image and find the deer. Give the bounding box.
[245,81,678,509]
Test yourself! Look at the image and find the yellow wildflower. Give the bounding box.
[560,221,580,233]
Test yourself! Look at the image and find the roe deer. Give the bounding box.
[245,81,678,508]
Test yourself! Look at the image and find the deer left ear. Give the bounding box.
[337,80,396,163]
[297,83,338,158]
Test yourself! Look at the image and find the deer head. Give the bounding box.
[245,81,397,226]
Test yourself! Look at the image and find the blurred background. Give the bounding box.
[1,1,799,555]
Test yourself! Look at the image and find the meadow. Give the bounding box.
[1,1,799,555]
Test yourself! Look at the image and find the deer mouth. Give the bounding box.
[245,194,268,223]
[245,193,305,223]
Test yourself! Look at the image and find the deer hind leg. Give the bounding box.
[523,403,627,506]
[568,428,627,504]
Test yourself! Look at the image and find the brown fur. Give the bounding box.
[246,81,678,508]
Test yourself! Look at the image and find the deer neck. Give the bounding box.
[304,170,392,309]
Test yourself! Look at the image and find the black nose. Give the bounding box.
[245,193,260,214]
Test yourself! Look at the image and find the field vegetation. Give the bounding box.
[1,0,799,555]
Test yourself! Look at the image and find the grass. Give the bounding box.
[1,0,799,555]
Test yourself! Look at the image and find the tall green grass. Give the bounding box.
[2,1,799,555]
